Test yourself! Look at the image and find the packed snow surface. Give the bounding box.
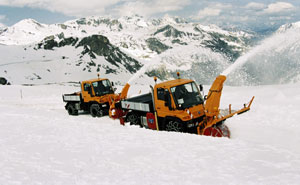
[0,84,300,185]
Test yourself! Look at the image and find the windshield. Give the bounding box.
[92,80,114,96]
[170,82,203,109]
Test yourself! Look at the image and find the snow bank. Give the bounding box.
[0,84,300,184]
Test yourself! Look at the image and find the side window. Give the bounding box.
[102,80,109,87]
[157,88,165,100]
[185,84,192,93]
[84,83,91,91]
[92,82,98,88]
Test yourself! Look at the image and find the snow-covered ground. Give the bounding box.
[0,83,300,185]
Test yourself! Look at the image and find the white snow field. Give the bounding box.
[0,83,300,185]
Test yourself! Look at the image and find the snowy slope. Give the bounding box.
[0,84,300,184]
[0,34,144,85]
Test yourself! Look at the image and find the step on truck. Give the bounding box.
[63,75,119,117]
[109,73,254,138]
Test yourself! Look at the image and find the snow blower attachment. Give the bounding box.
[198,75,254,137]
[109,74,254,138]
[109,83,130,124]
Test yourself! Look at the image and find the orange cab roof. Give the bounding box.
[82,78,109,84]
[155,78,194,89]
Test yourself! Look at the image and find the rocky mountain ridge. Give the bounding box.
[2,15,299,85]
[0,15,254,85]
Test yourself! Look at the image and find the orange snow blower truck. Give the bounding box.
[63,75,120,117]
[109,73,254,138]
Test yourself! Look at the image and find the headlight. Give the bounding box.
[111,109,116,116]
[187,122,195,128]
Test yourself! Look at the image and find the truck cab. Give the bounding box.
[81,78,115,103]
[153,79,205,132]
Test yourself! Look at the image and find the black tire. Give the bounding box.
[67,103,78,116]
[165,120,183,132]
[0,77,7,85]
[127,113,141,126]
[90,104,104,117]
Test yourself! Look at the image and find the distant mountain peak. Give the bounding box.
[13,18,45,28]
[153,25,186,38]
[277,21,300,33]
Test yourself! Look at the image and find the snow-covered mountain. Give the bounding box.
[1,15,300,86]
[276,21,300,33]
[0,35,143,85]
[0,15,252,85]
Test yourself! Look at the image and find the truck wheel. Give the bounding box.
[166,120,183,132]
[0,77,7,85]
[90,104,104,117]
[127,113,141,126]
[67,104,78,116]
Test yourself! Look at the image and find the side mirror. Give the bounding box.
[111,82,114,86]
[199,84,203,92]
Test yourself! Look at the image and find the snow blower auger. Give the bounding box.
[109,73,254,138]
[197,75,254,138]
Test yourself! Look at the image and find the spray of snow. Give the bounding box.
[127,61,158,85]
[222,27,300,78]
[221,46,264,76]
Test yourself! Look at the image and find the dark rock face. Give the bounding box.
[77,35,111,56]
[154,25,186,38]
[202,32,243,61]
[77,35,142,73]
[172,39,187,45]
[75,18,123,31]
[145,38,171,54]
[36,34,142,74]
[0,77,8,85]
[0,28,8,35]
[59,37,78,47]
[37,35,78,50]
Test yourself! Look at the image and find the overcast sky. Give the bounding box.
[0,0,299,31]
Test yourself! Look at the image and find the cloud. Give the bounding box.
[197,8,221,19]
[113,0,191,17]
[0,0,122,17]
[196,3,231,19]
[245,2,265,10]
[0,0,191,17]
[263,2,294,14]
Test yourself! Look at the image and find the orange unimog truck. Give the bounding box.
[109,73,254,138]
[63,76,119,117]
